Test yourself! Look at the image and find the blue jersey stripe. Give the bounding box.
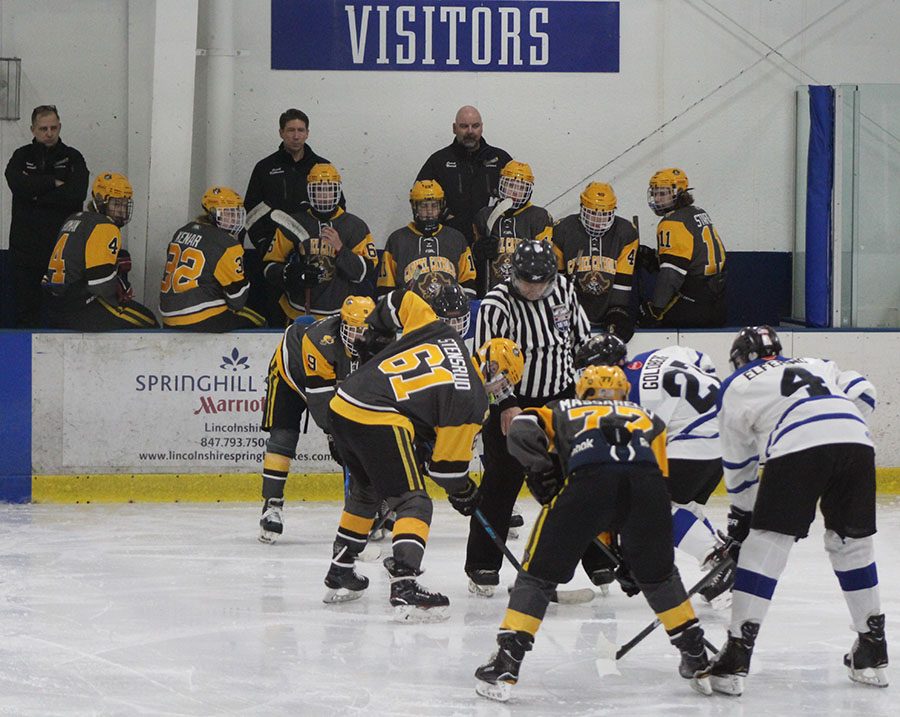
[727,477,759,495]
[768,412,868,455]
[723,454,759,470]
[835,563,879,592]
[860,393,876,409]
[670,433,719,442]
[844,376,865,392]
[734,568,778,600]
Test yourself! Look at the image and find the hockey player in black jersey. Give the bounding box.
[474,365,712,702]
[258,295,375,543]
[322,286,524,620]
[43,172,158,330]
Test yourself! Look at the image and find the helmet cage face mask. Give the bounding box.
[580,205,615,237]
[438,311,470,337]
[340,321,368,356]
[482,360,515,404]
[498,175,533,209]
[212,206,247,234]
[647,185,676,213]
[101,196,134,227]
[309,180,342,214]
[413,198,444,234]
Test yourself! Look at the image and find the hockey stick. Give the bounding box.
[631,215,642,305]
[481,197,514,292]
[473,508,595,605]
[615,555,734,660]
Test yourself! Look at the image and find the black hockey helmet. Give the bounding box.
[426,281,470,336]
[510,239,557,301]
[574,332,628,370]
[729,325,782,370]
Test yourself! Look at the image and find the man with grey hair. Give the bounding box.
[417,105,512,247]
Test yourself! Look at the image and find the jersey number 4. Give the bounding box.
[780,367,831,397]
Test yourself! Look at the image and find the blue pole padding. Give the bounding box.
[805,85,835,328]
[0,332,32,502]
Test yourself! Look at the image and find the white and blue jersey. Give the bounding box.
[718,356,876,512]
[622,346,721,461]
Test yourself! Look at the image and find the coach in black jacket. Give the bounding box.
[417,106,512,246]
[5,105,89,327]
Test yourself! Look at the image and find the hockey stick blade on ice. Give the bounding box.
[615,555,735,660]
[474,508,594,605]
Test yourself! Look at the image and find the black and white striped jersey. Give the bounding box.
[475,275,591,400]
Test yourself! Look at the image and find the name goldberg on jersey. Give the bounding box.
[345,5,551,66]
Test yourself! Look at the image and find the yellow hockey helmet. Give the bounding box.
[202,185,246,234]
[579,182,617,237]
[576,365,631,401]
[409,180,445,234]
[92,171,134,226]
[648,168,689,214]
[476,337,524,404]
[499,160,534,209]
[340,295,375,355]
[307,163,343,215]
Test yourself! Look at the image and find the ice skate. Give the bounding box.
[385,557,449,622]
[475,631,533,702]
[468,569,499,598]
[258,498,284,544]
[323,564,369,603]
[671,625,712,695]
[706,621,759,696]
[845,613,889,687]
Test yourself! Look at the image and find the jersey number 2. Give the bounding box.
[663,361,718,412]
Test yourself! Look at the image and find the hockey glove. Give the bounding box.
[474,236,500,263]
[414,439,435,472]
[354,328,396,364]
[614,559,641,597]
[116,248,132,276]
[327,435,344,467]
[283,254,324,293]
[638,300,664,328]
[524,467,562,505]
[636,244,659,273]
[726,505,752,545]
[601,306,635,343]
[447,478,481,516]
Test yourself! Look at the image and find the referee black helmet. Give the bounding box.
[510,239,557,301]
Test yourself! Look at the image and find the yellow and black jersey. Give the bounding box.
[473,202,553,292]
[652,205,726,308]
[377,223,476,297]
[330,290,488,486]
[158,221,249,327]
[509,397,668,477]
[271,315,358,433]
[551,214,638,325]
[45,211,121,306]
[263,207,377,319]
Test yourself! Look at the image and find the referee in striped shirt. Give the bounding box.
[465,239,592,596]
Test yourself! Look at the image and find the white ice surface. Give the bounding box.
[0,496,896,716]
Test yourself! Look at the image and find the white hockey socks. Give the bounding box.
[823,530,881,633]
[729,529,793,634]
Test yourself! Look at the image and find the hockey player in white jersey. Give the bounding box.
[704,325,886,695]
[574,333,734,607]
